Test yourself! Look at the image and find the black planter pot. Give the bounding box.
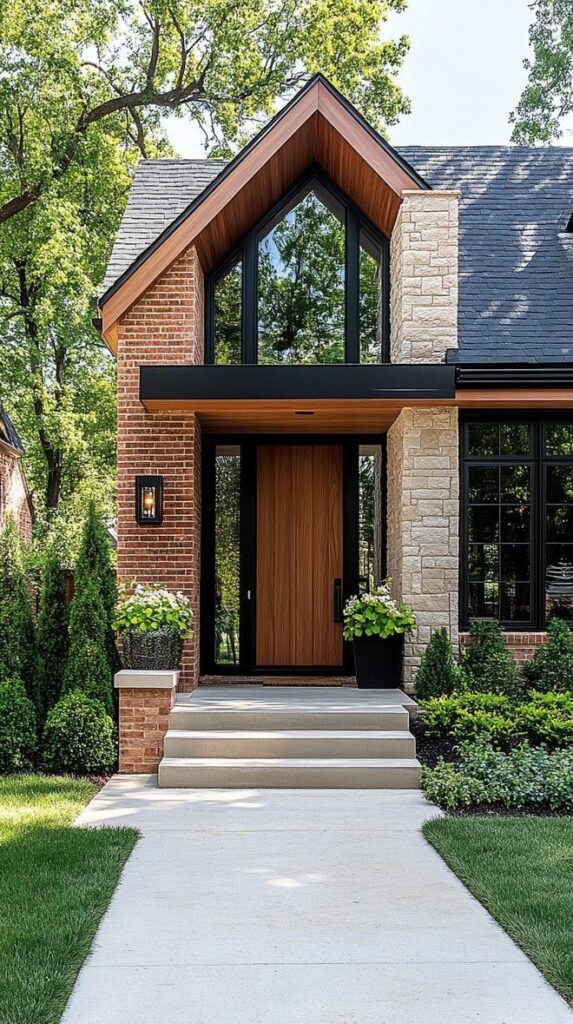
[352,633,404,689]
[122,627,183,671]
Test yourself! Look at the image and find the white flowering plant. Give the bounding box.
[342,581,415,641]
[114,583,194,637]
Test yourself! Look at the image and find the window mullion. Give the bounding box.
[345,207,360,363]
[243,232,257,363]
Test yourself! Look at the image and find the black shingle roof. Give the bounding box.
[400,146,573,363]
[102,146,573,363]
[0,402,24,452]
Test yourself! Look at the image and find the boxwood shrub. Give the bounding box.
[420,691,573,751]
[43,690,117,776]
[0,677,37,773]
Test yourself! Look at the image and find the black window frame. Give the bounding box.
[460,411,573,631]
[205,165,390,366]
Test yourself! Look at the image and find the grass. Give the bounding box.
[423,815,573,1005]
[0,774,138,1024]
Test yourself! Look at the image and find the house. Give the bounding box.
[0,402,32,541]
[98,76,573,775]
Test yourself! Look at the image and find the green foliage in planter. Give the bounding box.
[415,628,462,700]
[0,678,37,773]
[64,577,113,714]
[342,582,415,641]
[42,691,116,776]
[461,620,522,698]
[421,692,514,748]
[421,740,573,812]
[36,549,69,720]
[75,500,118,672]
[114,583,194,636]
[521,617,573,693]
[514,692,573,748]
[0,517,41,714]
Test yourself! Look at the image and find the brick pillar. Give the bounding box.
[117,247,203,691]
[387,407,459,690]
[115,671,178,773]
[390,189,459,363]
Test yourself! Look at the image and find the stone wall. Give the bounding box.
[390,189,459,363]
[387,407,459,690]
[117,246,203,691]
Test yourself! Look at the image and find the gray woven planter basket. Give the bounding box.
[122,627,183,671]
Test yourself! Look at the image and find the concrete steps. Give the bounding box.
[158,687,420,789]
[164,729,416,759]
[159,757,421,789]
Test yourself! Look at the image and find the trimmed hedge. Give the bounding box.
[420,690,573,750]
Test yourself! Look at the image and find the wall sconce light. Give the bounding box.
[135,475,163,525]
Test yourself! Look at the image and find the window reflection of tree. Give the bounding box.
[214,451,241,665]
[258,191,346,365]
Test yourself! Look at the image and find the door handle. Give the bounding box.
[333,578,343,623]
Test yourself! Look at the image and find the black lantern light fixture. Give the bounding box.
[135,475,163,525]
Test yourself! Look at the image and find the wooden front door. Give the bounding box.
[256,444,344,668]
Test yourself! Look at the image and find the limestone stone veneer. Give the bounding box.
[387,408,459,690]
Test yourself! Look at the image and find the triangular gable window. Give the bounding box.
[206,171,388,365]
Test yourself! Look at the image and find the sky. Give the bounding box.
[166,0,573,157]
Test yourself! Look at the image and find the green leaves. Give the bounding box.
[510,0,573,144]
[114,583,194,638]
[342,582,415,641]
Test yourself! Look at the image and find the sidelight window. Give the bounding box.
[462,417,573,629]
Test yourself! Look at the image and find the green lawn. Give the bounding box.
[0,774,138,1024]
[423,816,573,1005]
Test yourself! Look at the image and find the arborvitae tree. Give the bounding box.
[75,499,118,672]
[64,576,113,713]
[36,548,69,719]
[522,617,573,693]
[0,516,41,712]
[461,620,522,699]
[415,628,461,701]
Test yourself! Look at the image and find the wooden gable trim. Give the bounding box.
[100,77,426,346]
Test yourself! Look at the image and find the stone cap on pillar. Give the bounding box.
[114,669,180,689]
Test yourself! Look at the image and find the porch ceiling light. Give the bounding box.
[136,475,163,525]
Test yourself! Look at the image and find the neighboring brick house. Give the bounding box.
[97,75,573,708]
[0,402,32,541]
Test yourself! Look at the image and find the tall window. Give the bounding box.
[462,417,573,629]
[214,446,241,665]
[258,190,345,364]
[208,173,388,365]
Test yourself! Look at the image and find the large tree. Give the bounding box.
[511,0,573,144]
[0,0,410,521]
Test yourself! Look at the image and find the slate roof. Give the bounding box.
[0,402,24,452]
[400,147,573,363]
[101,158,226,293]
[101,147,573,363]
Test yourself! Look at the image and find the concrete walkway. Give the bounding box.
[63,777,573,1024]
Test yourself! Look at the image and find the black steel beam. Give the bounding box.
[140,363,456,403]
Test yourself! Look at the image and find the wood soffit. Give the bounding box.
[99,78,426,346]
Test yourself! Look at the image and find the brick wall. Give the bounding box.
[387,407,459,690]
[118,687,176,773]
[0,447,32,541]
[390,189,459,363]
[459,631,548,664]
[117,246,203,691]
